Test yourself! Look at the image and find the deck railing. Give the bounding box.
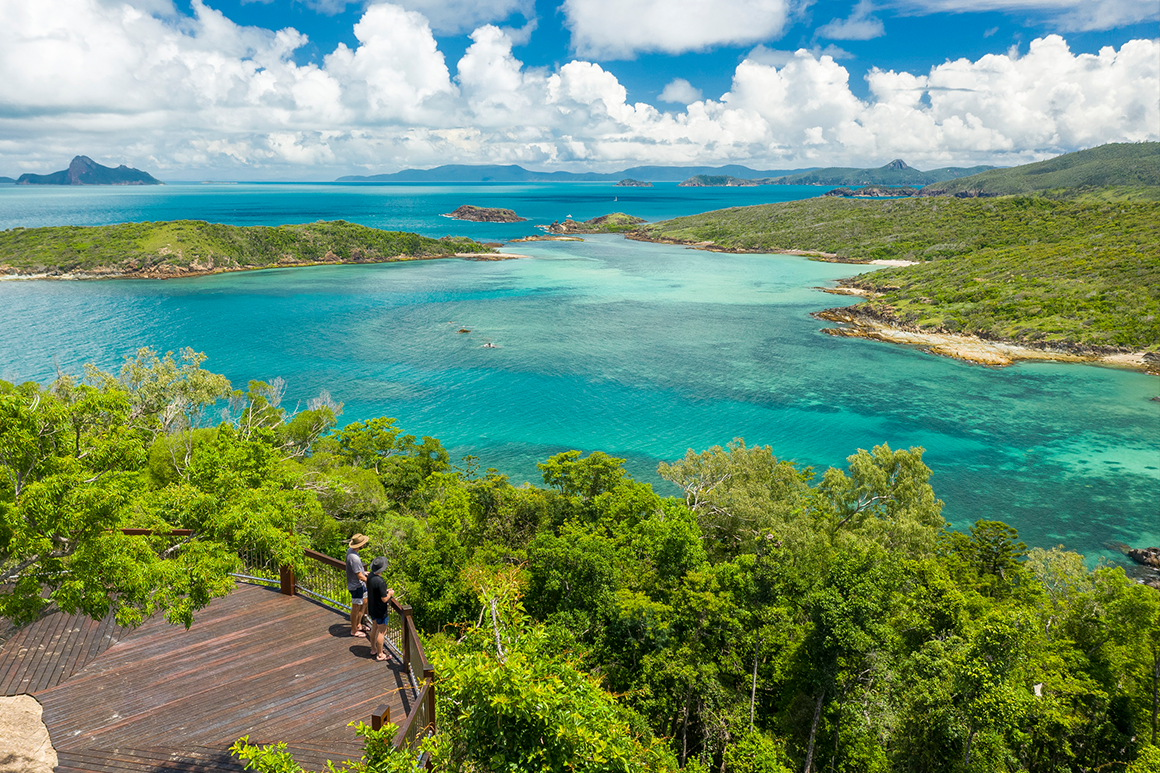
[117,529,437,766]
[228,543,435,762]
[395,679,436,767]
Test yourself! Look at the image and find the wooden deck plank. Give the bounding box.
[74,613,126,681]
[29,582,416,770]
[1,608,68,695]
[28,615,83,693]
[51,616,97,691]
[0,607,131,696]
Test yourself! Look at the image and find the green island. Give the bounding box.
[0,219,494,279]
[2,350,1157,773]
[919,142,1160,200]
[634,144,1160,370]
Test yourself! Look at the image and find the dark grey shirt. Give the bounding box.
[345,548,366,591]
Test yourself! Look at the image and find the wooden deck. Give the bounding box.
[1,582,416,773]
[0,607,130,696]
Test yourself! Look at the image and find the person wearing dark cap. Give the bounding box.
[346,534,370,637]
[367,556,395,662]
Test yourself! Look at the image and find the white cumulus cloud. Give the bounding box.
[561,0,793,58]
[658,78,703,104]
[0,0,1155,179]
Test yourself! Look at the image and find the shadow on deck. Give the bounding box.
[0,583,416,773]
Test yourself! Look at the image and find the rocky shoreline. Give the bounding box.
[626,231,1157,376]
[1126,547,1160,591]
[814,306,1157,373]
[0,251,524,281]
[540,213,646,235]
[625,231,840,258]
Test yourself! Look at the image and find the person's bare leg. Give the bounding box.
[350,600,366,636]
[374,624,388,661]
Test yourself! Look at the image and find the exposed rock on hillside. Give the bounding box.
[825,186,919,198]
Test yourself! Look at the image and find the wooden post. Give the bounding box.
[371,704,391,731]
[401,606,414,667]
[279,564,295,596]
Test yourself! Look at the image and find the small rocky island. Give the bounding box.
[825,185,919,198]
[445,205,527,223]
[678,174,760,187]
[616,178,652,187]
[542,213,646,234]
[18,155,162,185]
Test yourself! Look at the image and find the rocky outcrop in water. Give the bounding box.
[543,213,646,234]
[445,205,526,223]
[1129,547,1160,569]
[616,178,652,187]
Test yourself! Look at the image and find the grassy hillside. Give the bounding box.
[920,142,1160,198]
[638,197,1160,350]
[0,220,491,276]
[765,160,994,186]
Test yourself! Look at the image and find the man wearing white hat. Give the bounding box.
[346,534,370,637]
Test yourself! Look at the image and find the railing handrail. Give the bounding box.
[119,528,195,536]
[303,547,344,570]
[296,548,436,758]
[228,542,436,761]
[392,678,435,757]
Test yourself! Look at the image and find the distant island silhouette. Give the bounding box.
[17,155,162,185]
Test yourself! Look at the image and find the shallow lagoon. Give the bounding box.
[0,182,1156,564]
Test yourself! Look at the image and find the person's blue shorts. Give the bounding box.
[372,614,389,626]
[350,585,366,601]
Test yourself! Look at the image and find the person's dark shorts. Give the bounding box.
[350,584,366,601]
[372,613,389,626]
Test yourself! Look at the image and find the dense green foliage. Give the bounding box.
[0,349,326,627]
[3,357,1158,773]
[0,219,491,275]
[921,143,1160,198]
[639,196,1160,350]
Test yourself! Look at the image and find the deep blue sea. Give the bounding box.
[1,182,1157,564]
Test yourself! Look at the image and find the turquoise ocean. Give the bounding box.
[0,181,1156,565]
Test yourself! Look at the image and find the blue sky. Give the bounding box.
[211,0,1158,104]
[0,0,1156,178]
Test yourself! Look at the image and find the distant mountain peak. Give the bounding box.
[883,159,910,170]
[18,156,162,186]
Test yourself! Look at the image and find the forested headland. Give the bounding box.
[0,220,493,279]
[633,145,1160,366]
[635,196,1160,361]
[2,351,1157,772]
